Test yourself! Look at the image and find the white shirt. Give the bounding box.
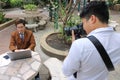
[62,27,120,80]
[19,32,24,40]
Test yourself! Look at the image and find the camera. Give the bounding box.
[64,23,87,39]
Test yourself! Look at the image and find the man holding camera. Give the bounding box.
[62,1,120,80]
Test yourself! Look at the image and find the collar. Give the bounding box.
[19,30,26,34]
[19,32,24,33]
[87,27,114,37]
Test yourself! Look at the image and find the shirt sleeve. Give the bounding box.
[62,40,82,77]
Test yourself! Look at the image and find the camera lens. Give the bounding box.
[64,23,86,39]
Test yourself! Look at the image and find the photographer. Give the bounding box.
[62,1,120,80]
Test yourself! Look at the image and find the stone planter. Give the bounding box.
[40,32,68,60]
[40,20,119,60]
[0,19,16,30]
[23,9,43,14]
[23,10,39,14]
[38,20,47,30]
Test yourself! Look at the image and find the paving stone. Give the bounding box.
[39,64,49,74]
[22,69,36,80]
[33,55,41,61]
[31,61,41,71]
[19,63,30,74]
[0,66,8,74]
[0,75,10,80]
[10,77,21,80]
[5,67,19,76]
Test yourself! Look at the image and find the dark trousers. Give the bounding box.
[35,73,40,80]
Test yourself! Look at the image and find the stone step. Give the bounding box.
[44,58,67,80]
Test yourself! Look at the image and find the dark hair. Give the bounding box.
[15,19,27,26]
[80,1,109,23]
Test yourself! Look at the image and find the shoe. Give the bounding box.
[35,77,40,80]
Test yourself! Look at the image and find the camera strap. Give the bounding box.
[87,35,115,71]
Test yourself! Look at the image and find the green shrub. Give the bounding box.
[1,0,11,8]
[23,4,37,11]
[0,12,5,24]
[0,12,10,24]
[1,0,9,2]
[117,0,120,4]
[108,0,115,7]
[58,14,81,43]
[10,0,23,7]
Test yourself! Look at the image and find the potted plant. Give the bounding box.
[49,0,81,44]
[23,4,38,14]
[58,14,81,44]
[40,0,82,60]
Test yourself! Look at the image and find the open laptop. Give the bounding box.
[7,50,32,60]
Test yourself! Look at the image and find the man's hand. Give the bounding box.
[72,30,75,42]
[14,49,25,52]
[25,48,31,51]
[14,48,31,52]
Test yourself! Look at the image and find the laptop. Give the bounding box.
[7,50,32,60]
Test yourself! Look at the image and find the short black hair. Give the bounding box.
[15,19,27,26]
[80,1,109,23]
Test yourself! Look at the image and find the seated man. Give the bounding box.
[9,19,40,80]
[9,19,36,52]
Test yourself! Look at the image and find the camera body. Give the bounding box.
[64,23,86,39]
